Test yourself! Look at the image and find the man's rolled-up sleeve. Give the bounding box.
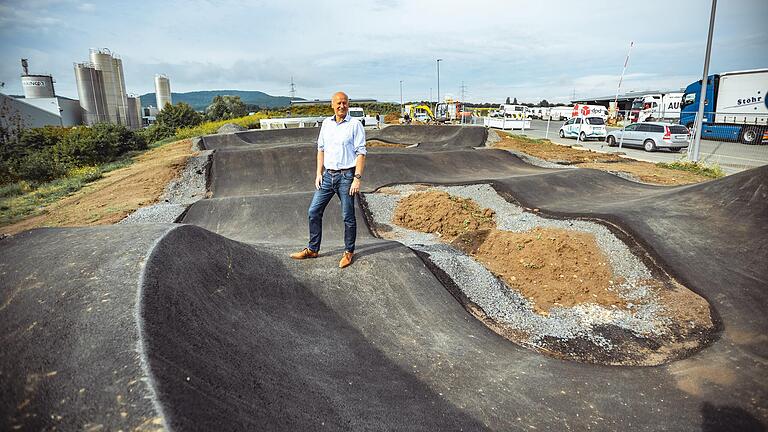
[354,121,367,156]
[317,122,326,151]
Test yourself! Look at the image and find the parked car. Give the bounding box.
[606,122,690,152]
[558,116,607,141]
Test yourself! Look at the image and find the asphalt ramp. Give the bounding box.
[1,126,767,431]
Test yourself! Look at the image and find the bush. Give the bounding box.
[139,123,176,145]
[156,102,203,131]
[68,165,103,183]
[55,123,146,167]
[11,148,68,183]
[205,95,248,121]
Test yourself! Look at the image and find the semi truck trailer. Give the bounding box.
[679,69,768,145]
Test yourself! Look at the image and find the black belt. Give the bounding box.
[326,167,355,173]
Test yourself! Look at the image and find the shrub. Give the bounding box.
[205,95,248,121]
[11,148,68,183]
[0,182,23,198]
[55,123,146,167]
[156,102,203,131]
[139,123,176,144]
[68,165,103,183]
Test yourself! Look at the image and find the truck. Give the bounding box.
[490,104,530,119]
[545,106,573,121]
[435,100,461,123]
[348,107,378,127]
[679,69,768,145]
[402,104,435,123]
[629,93,684,123]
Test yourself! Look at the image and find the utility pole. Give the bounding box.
[460,81,467,124]
[400,80,403,115]
[613,41,633,122]
[289,76,296,101]
[436,59,443,113]
[690,0,717,163]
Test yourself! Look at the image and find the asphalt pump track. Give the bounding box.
[1,125,766,431]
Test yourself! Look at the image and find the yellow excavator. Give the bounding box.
[402,104,435,124]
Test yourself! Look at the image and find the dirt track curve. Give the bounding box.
[1,125,766,431]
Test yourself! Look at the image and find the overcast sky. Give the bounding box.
[0,0,766,104]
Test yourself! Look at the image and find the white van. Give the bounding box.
[546,106,574,121]
[348,107,378,126]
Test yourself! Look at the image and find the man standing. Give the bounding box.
[290,92,366,268]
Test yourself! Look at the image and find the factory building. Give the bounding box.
[154,74,172,110]
[0,60,83,135]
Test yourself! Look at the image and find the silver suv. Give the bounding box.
[606,122,690,152]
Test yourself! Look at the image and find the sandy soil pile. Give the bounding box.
[453,228,624,314]
[393,191,495,240]
[394,191,624,314]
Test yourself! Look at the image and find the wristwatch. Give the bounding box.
[354,174,362,180]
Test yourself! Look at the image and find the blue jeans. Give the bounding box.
[307,170,356,253]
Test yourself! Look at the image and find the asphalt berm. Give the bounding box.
[1,125,766,431]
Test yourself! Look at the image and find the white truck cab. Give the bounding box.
[348,107,378,127]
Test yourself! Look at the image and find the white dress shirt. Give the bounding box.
[317,114,367,170]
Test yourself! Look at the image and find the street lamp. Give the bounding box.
[436,59,443,112]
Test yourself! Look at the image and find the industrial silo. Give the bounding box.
[112,56,129,125]
[155,74,172,110]
[19,59,56,98]
[126,96,142,129]
[74,62,109,125]
[21,74,56,98]
[89,48,122,124]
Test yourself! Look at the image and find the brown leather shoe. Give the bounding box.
[290,248,319,259]
[339,251,353,268]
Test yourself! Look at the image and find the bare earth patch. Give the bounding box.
[492,135,711,185]
[1,139,194,236]
[393,191,495,240]
[377,186,715,365]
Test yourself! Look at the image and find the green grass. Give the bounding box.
[149,136,182,148]
[656,160,725,179]
[0,157,136,227]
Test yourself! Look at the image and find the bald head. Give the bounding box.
[331,91,349,121]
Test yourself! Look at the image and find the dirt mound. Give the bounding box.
[382,186,715,366]
[453,227,624,314]
[393,191,495,240]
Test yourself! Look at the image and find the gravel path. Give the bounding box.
[120,149,212,225]
[363,184,669,354]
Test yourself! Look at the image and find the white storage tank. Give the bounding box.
[74,62,109,125]
[155,74,172,110]
[90,48,122,124]
[21,74,56,98]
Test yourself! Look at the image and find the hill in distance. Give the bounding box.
[139,90,303,111]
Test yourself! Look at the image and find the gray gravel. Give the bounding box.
[120,149,212,225]
[363,184,669,351]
